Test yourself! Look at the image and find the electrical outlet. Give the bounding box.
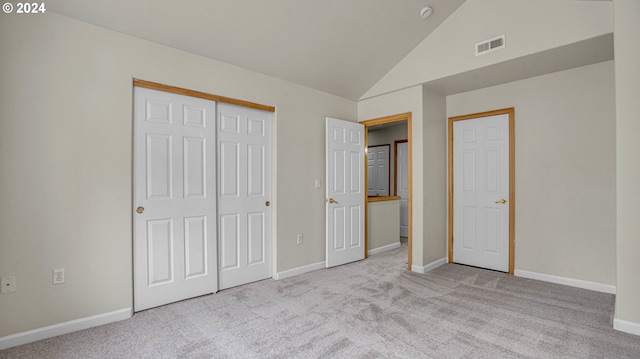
[315,179,321,189]
[1,276,16,294]
[296,234,303,245]
[53,268,65,285]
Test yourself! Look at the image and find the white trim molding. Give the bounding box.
[614,318,640,337]
[411,257,447,274]
[0,307,132,350]
[274,261,325,280]
[514,269,616,294]
[368,242,401,256]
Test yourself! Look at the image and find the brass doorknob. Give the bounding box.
[136,206,145,214]
[329,198,338,204]
[495,199,507,204]
[265,201,270,207]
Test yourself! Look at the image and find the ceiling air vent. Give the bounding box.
[475,35,505,56]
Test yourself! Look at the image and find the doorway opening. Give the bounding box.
[361,113,412,270]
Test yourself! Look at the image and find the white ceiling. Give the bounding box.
[47,0,466,101]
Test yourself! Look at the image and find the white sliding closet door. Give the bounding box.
[217,103,272,290]
[133,87,217,312]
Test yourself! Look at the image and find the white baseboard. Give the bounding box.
[514,269,616,294]
[614,318,640,336]
[368,242,401,256]
[0,307,132,350]
[412,257,447,274]
[274,261,325,280]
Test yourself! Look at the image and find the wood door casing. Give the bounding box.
[361,113,412,269]
[448,108,515,275]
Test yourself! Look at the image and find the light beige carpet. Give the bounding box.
[2,244,639,358]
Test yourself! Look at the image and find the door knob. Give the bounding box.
[265,201,270,207]
[136,206,145,214]
[495,199,507,204]
[329,198,339,204]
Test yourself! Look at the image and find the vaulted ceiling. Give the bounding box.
[47,0,466,101]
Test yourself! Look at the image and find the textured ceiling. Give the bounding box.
[47,0,466,100]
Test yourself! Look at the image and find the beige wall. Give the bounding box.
[1,0,636,343]
[359,88,448,270]
[614,0,640,327]
[358,86,426,268]
[446,61,617,286]
[422,88,447,266]
[0,13,356,337]
[367,200,401,251]
[363,0,613,99]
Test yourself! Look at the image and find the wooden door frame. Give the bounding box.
[447,108,515,274]
[361,113,412,270]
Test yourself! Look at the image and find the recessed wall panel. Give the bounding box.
[146,100,171,125]
[220,214,240,270]
[184,137,206,198]
[333,127,345,143]
[333,150,346,194]
[183,105,205,128]
[349,130,361,145]
[485,148,499,193]
[220,141,239,197]
[484,125,499,140]
[146,134,172,199]
[350,151,360,193]
[462,207,476,250]
[147,219,173,286]
[485,208,499,253]
[462,150,476,193]
[367,165,375,192]
[248,118,265,136]
[247,212,265,265]
[461,128,475,142]
[184,216,207,278]
[333,207,345,250]
[248,145,264,197]
[220,114,240,134]
[350,206,361,247]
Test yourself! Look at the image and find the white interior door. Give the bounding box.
[452,114,510,272]
[397,141,409,237]
[326,117,365,268]
[367,145,389,196]
[217,103,272,290]
[134,87,217,312]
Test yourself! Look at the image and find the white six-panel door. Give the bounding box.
[326,117,365,268]
[452,114,510,272]
[217,103,272,289]
[396,141,409,238]
[367,145,390,196]
[133,87,217,311]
